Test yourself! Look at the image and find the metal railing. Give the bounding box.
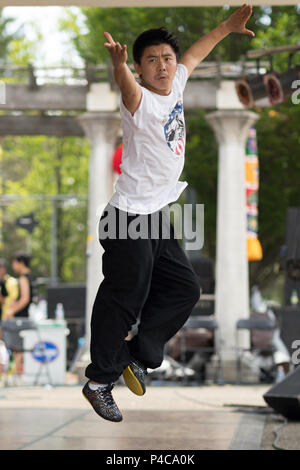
[0,60,270,87]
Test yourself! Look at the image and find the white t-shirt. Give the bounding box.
[109,63,189,215]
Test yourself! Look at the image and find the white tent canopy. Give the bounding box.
[0,0,299,6]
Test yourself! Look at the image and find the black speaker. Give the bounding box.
[46,283,86,367]
[263,366,300,420]
[284,208,300,304]
[46,283,86,319]
[189,255,215,294]
[273,306,300,358]
[285,208,300,260]
[189,255,215,316]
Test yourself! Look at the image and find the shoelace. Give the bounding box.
[133,360,148,376]
[95,384,115,407]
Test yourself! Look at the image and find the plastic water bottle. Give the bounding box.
[55,303,65,321]
[39,299,48,319]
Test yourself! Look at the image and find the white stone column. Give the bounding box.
[77,112,121,350]
[205,110,259,363]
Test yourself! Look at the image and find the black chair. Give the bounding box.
[179,315,224,384]
[1,318,52,385]
[235,314,276,384]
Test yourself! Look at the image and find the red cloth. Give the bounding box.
[112,144,123,174]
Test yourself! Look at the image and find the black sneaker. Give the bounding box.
[82,382,123,422]
[122,358,148,396]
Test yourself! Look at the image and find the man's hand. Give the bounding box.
[104,32,128,68]
[103,31,141,116]
[224,4,255,37]
[179,4,255,77]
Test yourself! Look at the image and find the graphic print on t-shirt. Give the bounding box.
[163,100,185,156]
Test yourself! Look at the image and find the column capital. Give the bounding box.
[77,111,121,142]
[205,109,259,120]
[205,109,259,145]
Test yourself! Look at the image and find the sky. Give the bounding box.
[2,6,85,67]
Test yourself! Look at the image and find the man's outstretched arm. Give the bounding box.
[179,4,255,77]
[104,31,142,115]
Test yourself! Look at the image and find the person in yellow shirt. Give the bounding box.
[0,258,19,321]
[0,258,19,378]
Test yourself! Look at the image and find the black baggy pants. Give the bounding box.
[85,203,201,384]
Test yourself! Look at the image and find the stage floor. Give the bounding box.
[0,383,276,451]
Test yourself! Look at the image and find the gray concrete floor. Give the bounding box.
[0,381,273,451]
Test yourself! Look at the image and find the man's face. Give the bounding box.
[134,43,178,96]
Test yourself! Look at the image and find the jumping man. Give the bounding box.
[83,4,255,422]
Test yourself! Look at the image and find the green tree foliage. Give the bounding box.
[0,9,90,284]
[252,6,300,71]
[0,8,19,65]
[0,135,90,283]
[60,5,265,64]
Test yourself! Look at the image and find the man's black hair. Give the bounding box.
[133,27,180,65]
[13,251,31,267]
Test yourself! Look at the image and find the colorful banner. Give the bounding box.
[245,127,263,261]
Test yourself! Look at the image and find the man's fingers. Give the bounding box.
[242,5,252,20]
[103,31,116,46]
[104,31,114,43]
[242,26,255,36]
[245,29,255,37]
[241,3,249,11]
[237,4,248,15]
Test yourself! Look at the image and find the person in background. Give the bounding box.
[0,258,18,377]
[251,285,291,383]
[0,258,19,321]
[5,252,36,375]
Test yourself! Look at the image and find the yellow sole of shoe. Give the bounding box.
[122,366,145,396]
